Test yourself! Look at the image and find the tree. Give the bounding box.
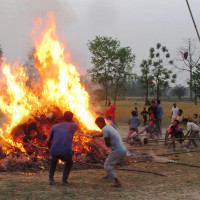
[175,38,200,101]
[88,36,135,105]
[111,47,135,105]
[170,85,187,100]
[140,59,154,105]
[148,43,176,100]
[88,36,119,105]
[191,64,200,105]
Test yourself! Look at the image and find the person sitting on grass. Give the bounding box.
[47,111,78,185]
[183,118,199,152]
[165,120,184,150]
[137,119,158,144]
[126,127,142,146]
[93,117,127,187]
[128,111,140,132]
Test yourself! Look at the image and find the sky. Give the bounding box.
[0,0,200,85]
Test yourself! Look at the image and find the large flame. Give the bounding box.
[0,13,99,156]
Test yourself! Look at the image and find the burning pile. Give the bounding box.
[0,13,109,171]
[0,14,152,171]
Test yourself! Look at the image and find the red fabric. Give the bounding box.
[105,105,116,122]
[150,113,154,120]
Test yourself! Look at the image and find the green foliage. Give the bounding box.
[191,64,200,97]
[88,36,135,105]
[147,43,176,100]
[170,85,187,100]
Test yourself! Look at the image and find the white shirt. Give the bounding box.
[171,107,179,118]
[187,122,200,131]
[102,125,127,153]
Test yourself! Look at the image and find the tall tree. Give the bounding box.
[88,36,119,105]
[148,43,176,100]
[175,38,200,101]
[140,59,154,105]
[88,36,135,105]
[111,47,135,105]
[191,64,200,105]
[170,85,187,100]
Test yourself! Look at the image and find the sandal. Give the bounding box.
[112,182,122,187]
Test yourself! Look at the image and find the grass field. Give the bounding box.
[94,100,199,126]
[1,100,200,199]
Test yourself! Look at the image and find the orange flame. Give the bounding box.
[0,13,100,155]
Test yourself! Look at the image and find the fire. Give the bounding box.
[0,13,100,158]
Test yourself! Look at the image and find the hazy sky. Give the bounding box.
[0,0,200,85]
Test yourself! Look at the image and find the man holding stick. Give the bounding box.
[183,118,199,152]
[93,117,127,187]
[47,111,78,185]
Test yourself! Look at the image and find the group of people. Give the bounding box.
[125,101,200,152]
[126,100,163,145]
[46,102,200,188]
[47,110,127,187]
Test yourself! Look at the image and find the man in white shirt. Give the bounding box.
[183,118,199,152]
[94,117,127,187]
[170,103,179,123]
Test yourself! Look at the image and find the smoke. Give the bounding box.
[0,0,76,63]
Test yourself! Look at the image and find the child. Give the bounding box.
[140,107,148,126]
[134,107,138,116]
[175,109,184,123]
[183,118,199,152]
[193,114,200,127]
[149,110,155,120]
[126,128,142,146]
[165,120,184,150]
[128,111,140,132]
[137,119,158,143]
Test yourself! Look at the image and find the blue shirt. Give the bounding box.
[157,104,163,120]
[144,125,158,134]
[102,125,127,153]
[47,121,78,157]
[129,116,139,128]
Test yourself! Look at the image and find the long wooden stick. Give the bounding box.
[75,160,165,177]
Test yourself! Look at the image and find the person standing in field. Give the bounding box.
[47,111,78,185]
[193,114,200,127]
[157,100,163,136]
[94,117,127,187]
[140,107,148,126]
[175,109,184,123]
[170,103,179,123]
[128,111,140,132]
[148,100,157,121]
[183,118,199,152]
[105,105,116,124]
[134,107,138,116]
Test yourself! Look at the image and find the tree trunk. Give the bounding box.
[145,81,149,105]
[113,80,119,106]
[156,79,159,101]
[105,83,108,106]
[194,91,197,105]
[190,65,193,101]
